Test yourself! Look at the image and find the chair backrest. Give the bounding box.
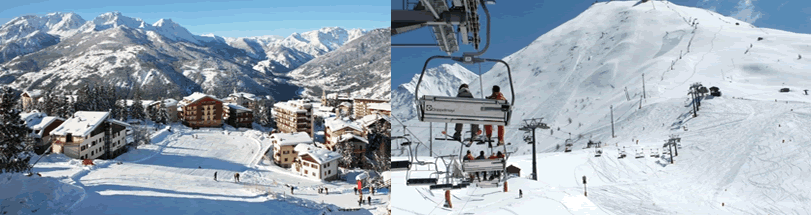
[462,159,504,173]
[418,95,511,126]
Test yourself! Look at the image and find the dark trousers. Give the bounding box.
[454,123,479,139]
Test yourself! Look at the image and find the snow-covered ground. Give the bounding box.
[391,1,810,214]
[4,124,388,215]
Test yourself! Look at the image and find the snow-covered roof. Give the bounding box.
[182,92,222,104]
[340,133,369,144]
[119,99,154,108]
[274,100,311,113]
[107,119,131,127]
[50,111,109,137]
[367,102,390,111]
[302,148,342,164]
[22,89,43,98]
[324,117,363,132]
[228,92,260,101]
[20,111,64,137]
[225,103,251,112]
[294,143,315,155]
[148,99,179,107]
[357,114,386,127]
[271,132,313,146]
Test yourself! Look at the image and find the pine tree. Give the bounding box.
[0,86,32,173]
[131,88,144,120]
[339,139,355,168]
[157,103,170,125]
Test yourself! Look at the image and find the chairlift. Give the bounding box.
[635,148,645,159]
[618,147,627,159]
[650,148,660,158]
[414,57,514,126]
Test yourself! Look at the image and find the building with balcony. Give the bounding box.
[297,148,341,180]
[224,103,253,128]
[178,93,223,128]
[50,111,129,160]
[269,132,313,168]
[352,98,388,119]
[273,100,313,136]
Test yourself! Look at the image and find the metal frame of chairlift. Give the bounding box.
[394,0,511,189]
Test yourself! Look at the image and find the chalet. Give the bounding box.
[224,92,261,110]
[273,100,313,136]
[147,99,179,122]
[297,148,341,180]
[50,111,129,160]
[178,93,224,128]
[506,165,521,177]
[20,90,44,111]
[224,103,253,128]
[322,91,352,108]
[366,102,391,117]
[338,102,352,118]
[323,117,365,151]
[20,111,65,154]
[353,98,388,119]
[358,114,391,133]
[270,132,313,168]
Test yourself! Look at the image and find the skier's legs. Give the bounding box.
[485,125,493,139]
[498,125,505,142]
[453,123,463,139]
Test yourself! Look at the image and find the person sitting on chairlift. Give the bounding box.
[485,85,508,146]
[488,152,499,180]
[453,84,480,142]
[476,151,487,181]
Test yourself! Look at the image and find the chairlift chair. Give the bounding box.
[635,148,645,159]
[415,56,515,127]
[650,148,660,158]
[618,147,627,159]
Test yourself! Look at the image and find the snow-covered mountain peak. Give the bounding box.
[90,11,149,31]
[392,63,479,120]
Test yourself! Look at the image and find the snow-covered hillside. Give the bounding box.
[4,125,388,214]
[0,12,377,101]
[288,28,391,100]
[392,63,480,120]
[391,1,810,214]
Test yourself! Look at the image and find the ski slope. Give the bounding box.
[5,125,388,215]
[391,1,810,214]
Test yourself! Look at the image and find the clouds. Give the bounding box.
[731,0,762,23]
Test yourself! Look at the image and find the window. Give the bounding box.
[312,172,316,177]
[284,158,288,162]
[328,170,331,174]
[304,170,308,174]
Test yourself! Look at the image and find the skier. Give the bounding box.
[485,85,507,146]
[214,171,217,181]
[452,84,480,142]
[325,188,328,195]
[519,189,523,198]
[234,173,240,183]
[291,186,294,195]
[368,196,372,205]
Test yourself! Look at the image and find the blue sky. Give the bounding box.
[0,0,389,37]
[391,0,812,90]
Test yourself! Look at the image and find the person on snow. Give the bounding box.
[519,189,523,198]
[325,188,328,195]
[476,151,487,181]
[368,196,372,205]
[214,171,217,181]
[453,84,480,142]
[234,173,240,183]
[485,85,507,146]
[291,186,294,195]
